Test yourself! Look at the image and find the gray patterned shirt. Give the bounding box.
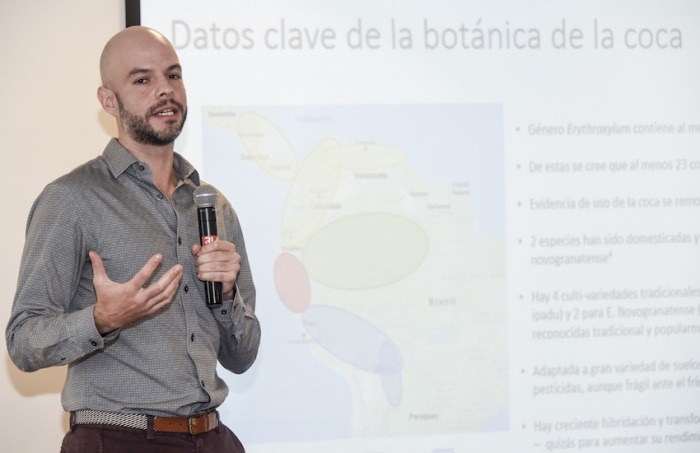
[6,138,260,417]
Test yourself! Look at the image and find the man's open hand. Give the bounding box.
[90,251,183,335]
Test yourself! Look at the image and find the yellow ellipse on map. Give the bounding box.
[281,138,343,248]
[322,142,406,170]
[302,212,429,290]
[235,111,299,181]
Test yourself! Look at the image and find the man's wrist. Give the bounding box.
[93,304,115,336]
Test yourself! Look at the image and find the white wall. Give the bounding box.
[0,1,123,450]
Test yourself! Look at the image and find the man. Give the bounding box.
[6,26,260,452]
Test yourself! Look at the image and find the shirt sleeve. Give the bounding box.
[211,287,261,373]
[5,183,113,372]
[212,204,261,374]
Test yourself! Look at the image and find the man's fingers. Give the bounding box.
[130,254,164,288]
[196,239,236,255]
[139,263,183,303]
[196,256,240,279]
[147,268,183,310]
[194,241,238,267]
[89,251,108,284]
[91,254,182,333]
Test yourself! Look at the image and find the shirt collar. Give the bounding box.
[102,138,200,185]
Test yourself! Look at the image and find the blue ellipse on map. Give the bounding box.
[302,304,403,404]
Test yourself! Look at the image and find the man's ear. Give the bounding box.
[97,86,118,117]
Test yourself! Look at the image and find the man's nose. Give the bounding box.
[157,76,174,98]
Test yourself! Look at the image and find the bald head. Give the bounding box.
[97,26,187,149]
[100,26,178,89]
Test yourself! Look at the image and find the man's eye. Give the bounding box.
[135,78,148,84]
[169,74,182,80]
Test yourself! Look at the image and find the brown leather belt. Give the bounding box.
[154,412,218,435]
[72,410,219,435]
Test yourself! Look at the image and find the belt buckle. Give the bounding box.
[188,416,197,435]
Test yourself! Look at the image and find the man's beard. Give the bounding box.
[115,93,187,146]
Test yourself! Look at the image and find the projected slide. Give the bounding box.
[139,1,700,451]
[203,104,507,440]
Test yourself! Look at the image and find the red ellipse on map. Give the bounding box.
[274,252,312,313]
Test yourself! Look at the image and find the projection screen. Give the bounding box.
[135,1,700,451]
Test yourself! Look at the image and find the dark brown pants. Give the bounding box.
[60,422,245,452]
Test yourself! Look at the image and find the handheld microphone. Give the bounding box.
[193,185,223,308]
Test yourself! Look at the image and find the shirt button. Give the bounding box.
[91,341,97,347]
[221,310,227,315]
[191,333,195,342]
[157,194,164,200]
[138,165,145,171]
[184,285,189,293]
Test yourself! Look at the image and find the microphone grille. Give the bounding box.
[193,185,218,208]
